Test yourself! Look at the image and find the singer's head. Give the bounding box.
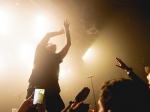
[46,43,57,53]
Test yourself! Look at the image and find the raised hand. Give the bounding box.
[116,57,131,72]
[68,102,85,112]
[36,96,46,112]
[64,19,70,30]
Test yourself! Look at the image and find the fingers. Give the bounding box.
[116,57,122,66]
[27,92,34,100]
[64,19,70,26]
[116,58,122,68]
[66,19,70,25]
[36,103,46,112]
[116,57,122,62]
[89,104,95,112]
[116,64,121,68]
[116,57,127,66]
[72,102,84,111]
[36,104,42,112]
[42,96,46,105]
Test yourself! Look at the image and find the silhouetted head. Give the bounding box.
[46,43,57,53]
[98,78,149,112]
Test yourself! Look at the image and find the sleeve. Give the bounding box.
[129,71,150,112]
[128,71,148,89]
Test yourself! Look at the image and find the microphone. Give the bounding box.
[87,75,94,78]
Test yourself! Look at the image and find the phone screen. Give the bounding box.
[33,88,45,105]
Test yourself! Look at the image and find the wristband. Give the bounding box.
[127,67,133,71]
[126,67,133,74]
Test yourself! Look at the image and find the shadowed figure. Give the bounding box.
[26,19,71,112]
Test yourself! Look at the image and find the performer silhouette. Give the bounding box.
[26,19,71,112]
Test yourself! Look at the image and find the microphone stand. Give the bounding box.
[87,75,97,112]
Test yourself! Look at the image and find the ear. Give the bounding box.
[108,110,112,112]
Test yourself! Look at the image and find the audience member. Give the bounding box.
[64,78,150,112]
[98,78,149,112]
[63,57,150,112]
[17,93,45,112]
[115,57,148,88]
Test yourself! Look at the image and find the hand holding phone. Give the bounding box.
[33,87,45,105]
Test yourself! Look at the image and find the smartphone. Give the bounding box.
[33,87,45,105]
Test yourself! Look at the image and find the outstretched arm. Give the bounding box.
[60,19,71,60]
[116,57,148,87]
[39,29,65,46]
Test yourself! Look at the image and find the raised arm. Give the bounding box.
[39,29,65,46]
[116,57,148,88]
[59,19,71,60]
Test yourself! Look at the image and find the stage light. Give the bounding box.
[59,67,70,78]
[82,48,93,60]
[34,15,48,38]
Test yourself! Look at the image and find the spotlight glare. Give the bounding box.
[82,48,93,60]
[34,15,48,37]
[30,63,34,70]
[59,68,70,78]
[19,44,34,62]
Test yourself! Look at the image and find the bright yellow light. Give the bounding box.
[82,48,93,60]
[33,14,60,38]
[34,15,48,37]
[19,44,34,62]
[60,68,66,77]
[59,68,70,78]
[30,63,34,69]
